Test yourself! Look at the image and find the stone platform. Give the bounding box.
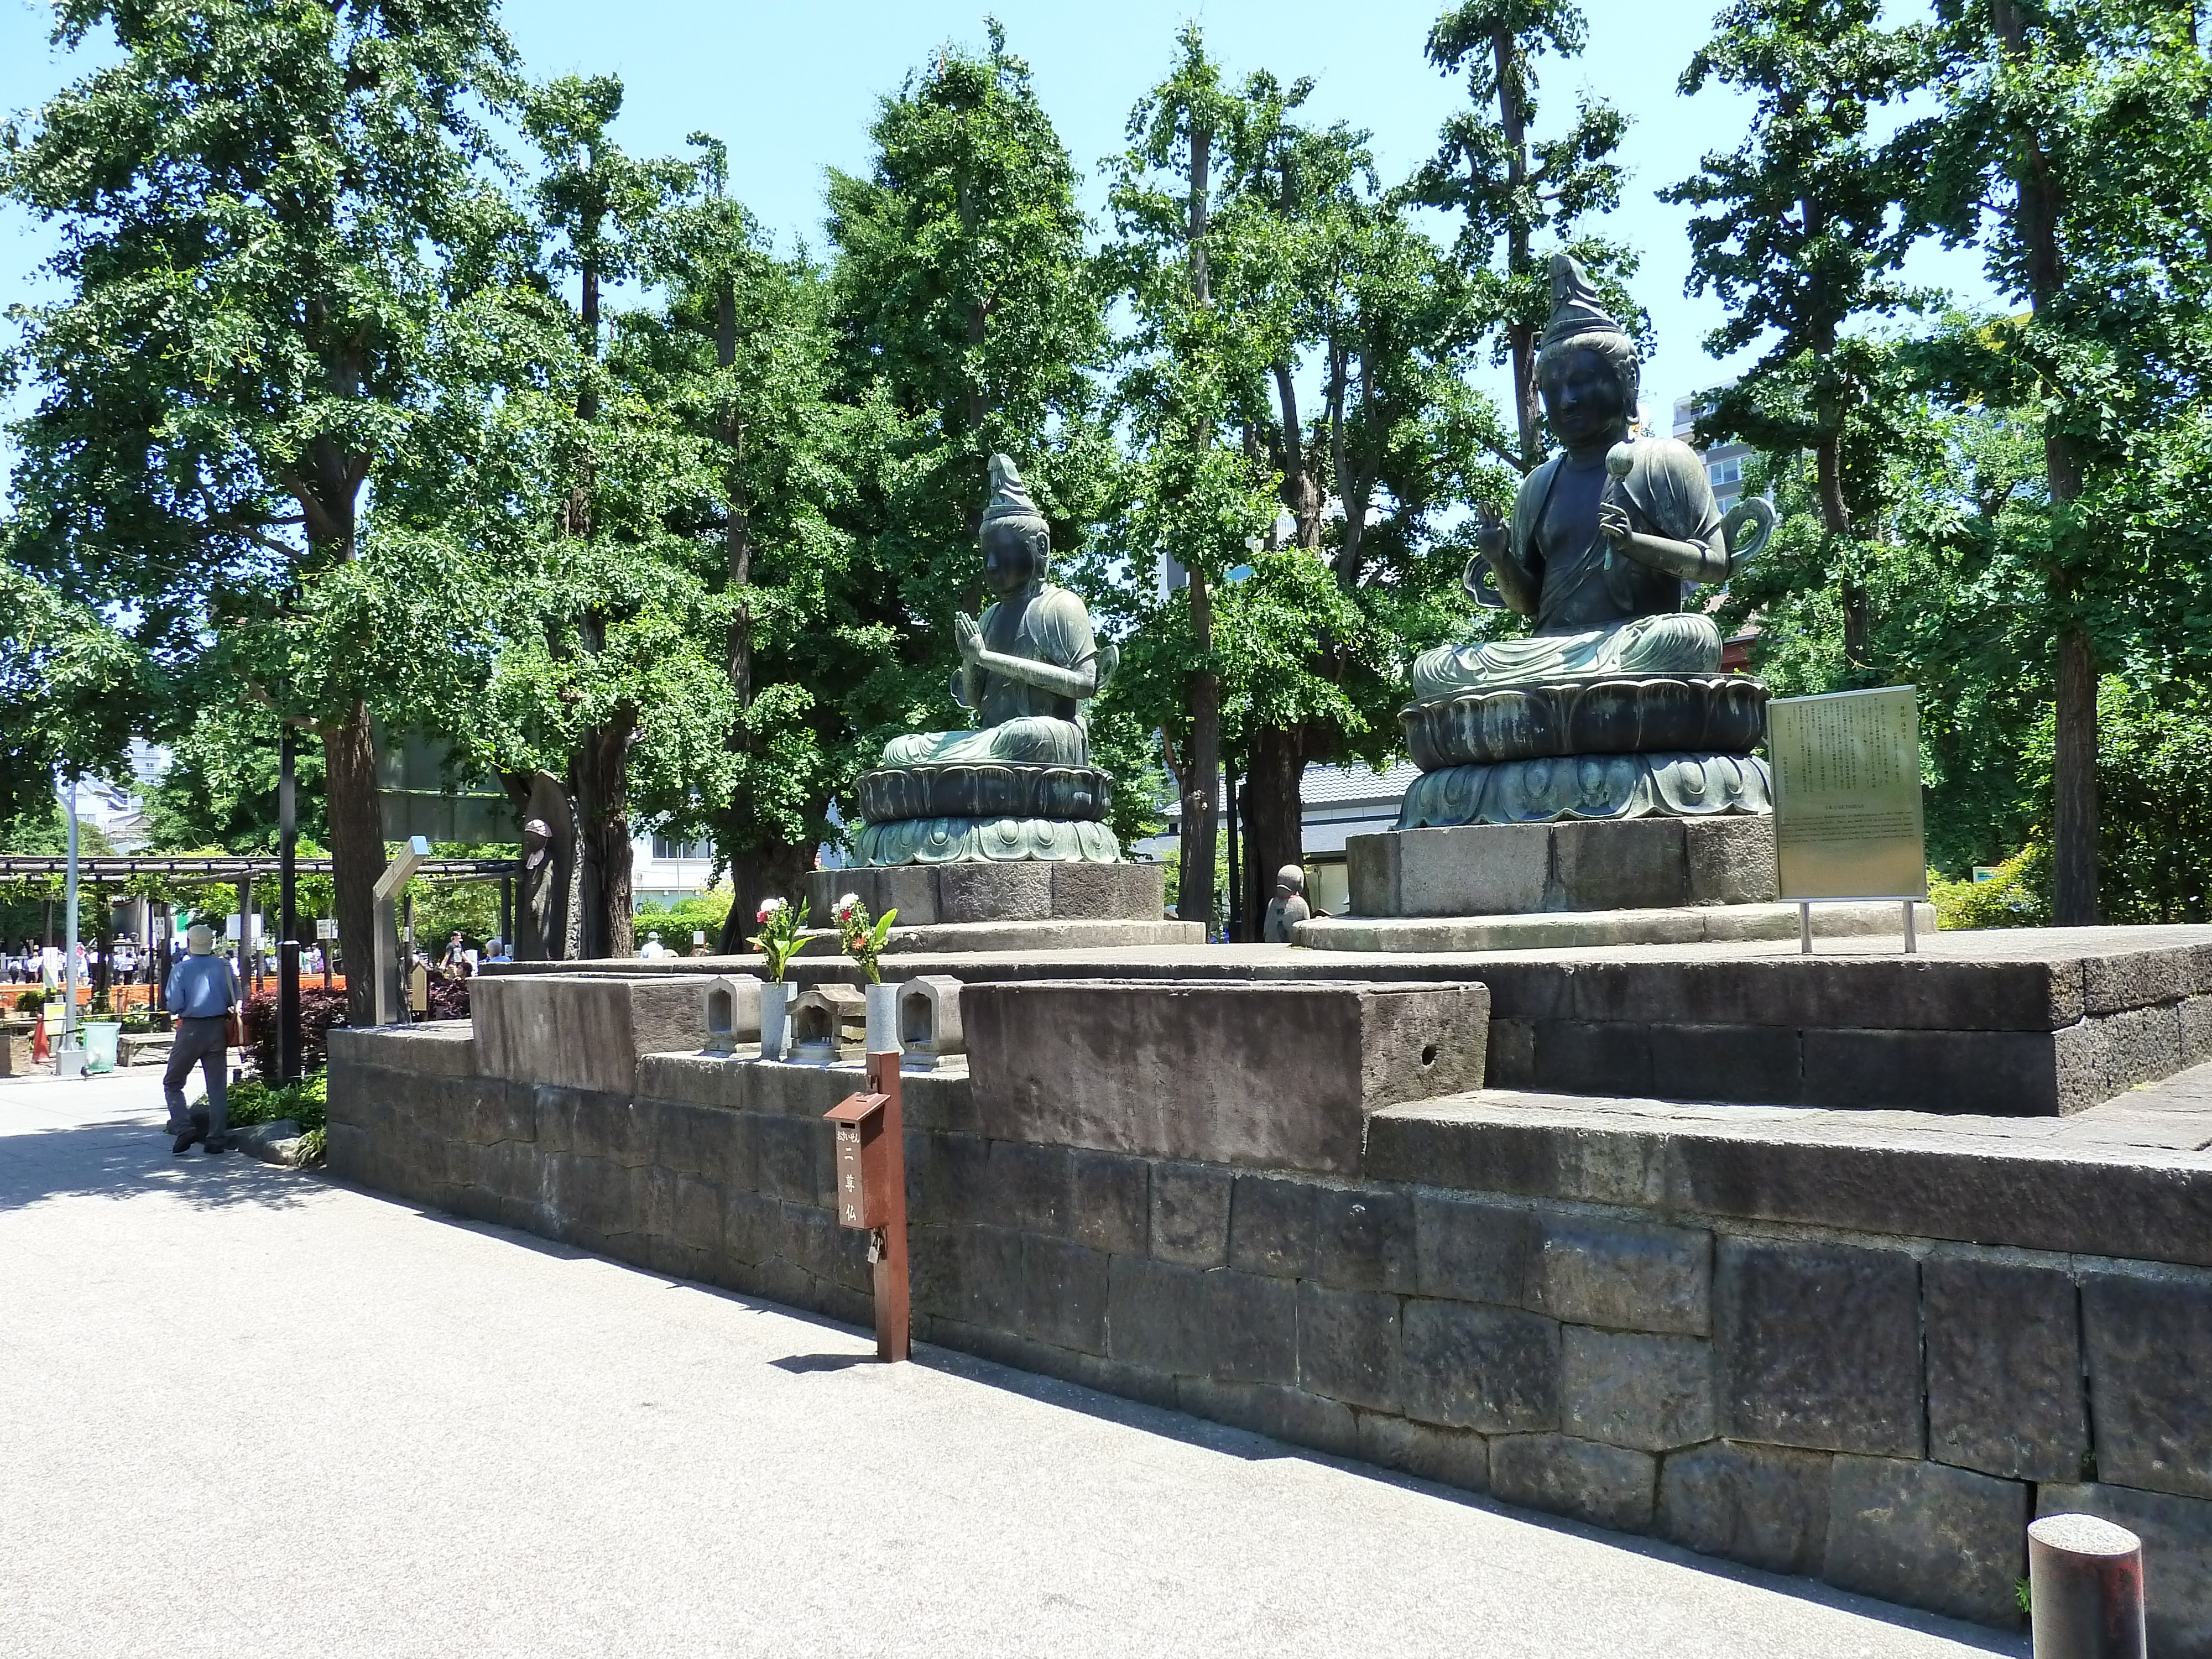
[330,972,2212,1649]
[1347,816,1780,918]
[1300,900,1933,954]
[477,927,2212,1117]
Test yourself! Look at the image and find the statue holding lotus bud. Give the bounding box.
[1400,254,1777,827]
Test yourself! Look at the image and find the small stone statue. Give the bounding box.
[1261,864,1312,944]
[1412,254,1766,700]
[882,454,1116,768]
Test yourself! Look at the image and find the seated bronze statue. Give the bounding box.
[1412,254,1768,702]
[1396,255,1775,827]
[881,454,1117,768]
[852,453,1123,864]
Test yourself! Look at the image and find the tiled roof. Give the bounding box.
[1301,761,1421,806]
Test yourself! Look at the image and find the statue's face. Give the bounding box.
[981,520,1040,597]
[1541,346,1630,448]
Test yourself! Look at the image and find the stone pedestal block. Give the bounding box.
[1347,816,1777,919]
[472,974,707,1097]
[961,979,1489,1174]
[805,860,1164,929]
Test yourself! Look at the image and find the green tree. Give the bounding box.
[1413,0,1633,468]
[507,75,716,958]
[1104,32,1511,933]
[1,0,520,1018]
[823,24,1113,848]
[1096,25,1246,928]
[1895,0,2212,922]
[1663,0,1928,667]
[0,554,152,822]
[643,138,854,943]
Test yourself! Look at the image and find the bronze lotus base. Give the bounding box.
[1403,674,1768,769]
[854,763,1114,825]
[1399,751,1772,827]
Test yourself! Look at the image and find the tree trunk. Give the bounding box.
[1175,115,1221,937]
[573,713,636,959]
[1180,571,1221,935]
[1491,24,1541,466]
[716,843,817,954]
[2053,625,2098,925]
[321,700,385,1024]
[1244,724,1307,940]
[1992,0,2093,921]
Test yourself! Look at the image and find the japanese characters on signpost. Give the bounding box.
[822,1037,911,1362]
[1767,687,1927,953]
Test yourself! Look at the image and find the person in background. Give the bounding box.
[441,930,467,976]
[163,924,238,1156]
[483,937,511,965]
[638,930,670,960]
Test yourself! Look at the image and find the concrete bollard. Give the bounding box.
[2029,1513,2145,1659]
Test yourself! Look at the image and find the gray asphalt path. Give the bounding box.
[0,1068,2023,1659]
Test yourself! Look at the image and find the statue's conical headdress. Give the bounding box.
[1543,254,1627,350]
[982,453,1046,531]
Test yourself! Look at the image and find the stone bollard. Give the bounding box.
[2029,1513,2145,1659]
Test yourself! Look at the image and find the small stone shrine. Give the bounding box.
[806,454,1186,943]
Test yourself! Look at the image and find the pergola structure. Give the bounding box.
[0,855,514,881]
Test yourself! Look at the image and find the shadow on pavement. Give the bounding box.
[325,1180,2027,1659]
[771,1353,875,1374]
[0,1113,323,1214]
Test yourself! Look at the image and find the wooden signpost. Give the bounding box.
[823,1049,910,1362]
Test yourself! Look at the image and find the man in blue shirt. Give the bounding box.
[163,925,238,1155]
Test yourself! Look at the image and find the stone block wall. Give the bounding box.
[329,1024,2212,1652]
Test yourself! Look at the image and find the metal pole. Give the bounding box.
[1799,900,1812,956]
[62,776,79,1053]
[278,726,301,1081]
[499,876,512,954]
[2030,1512,2145,1658]
[237,874,254,998]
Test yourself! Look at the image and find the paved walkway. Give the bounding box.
[1,1069,2023,1659]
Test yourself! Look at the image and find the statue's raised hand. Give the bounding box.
[953,611,983,663]
[1598,499,1634,551]
[1474,500,1509,564]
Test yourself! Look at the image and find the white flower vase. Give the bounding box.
[758,980,790,1062]
[864,982,901,1058]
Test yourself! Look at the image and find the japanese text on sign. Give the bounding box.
[1769,686,1927,901]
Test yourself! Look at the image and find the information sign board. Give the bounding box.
[1769,686,1927,901]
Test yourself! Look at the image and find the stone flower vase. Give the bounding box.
[758,980,790,1062]
[864,982,901,1058]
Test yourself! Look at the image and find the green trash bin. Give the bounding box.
[82,1021,122,1074]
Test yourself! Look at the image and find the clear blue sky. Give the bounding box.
[0,0,1994,455]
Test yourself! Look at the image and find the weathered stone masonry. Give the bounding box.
[331,1016,2212,1653]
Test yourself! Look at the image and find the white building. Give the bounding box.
[631,833,718,907]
